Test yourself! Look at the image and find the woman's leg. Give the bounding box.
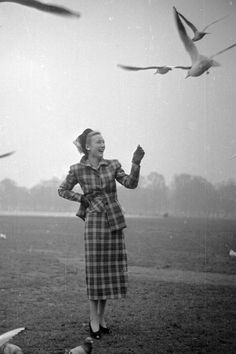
[98,299,107,327]
[89,300,99,331]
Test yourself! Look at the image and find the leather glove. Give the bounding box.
[132,145,145,165]
[80,195,90,208]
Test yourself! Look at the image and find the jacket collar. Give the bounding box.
[79,156,108,168]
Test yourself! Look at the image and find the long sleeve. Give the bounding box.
[115,160,140,189]
[58,167,82,202]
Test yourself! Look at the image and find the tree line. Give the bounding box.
[0,172,236,218]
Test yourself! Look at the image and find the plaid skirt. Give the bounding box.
[84,212,128,300]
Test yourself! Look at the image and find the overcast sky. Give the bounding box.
[1,0,236,187]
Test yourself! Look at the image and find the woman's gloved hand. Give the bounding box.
[80,195,90,208]
[132,145,145,165]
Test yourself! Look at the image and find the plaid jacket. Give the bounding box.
[58,157,140,231]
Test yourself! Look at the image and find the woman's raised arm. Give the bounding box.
[115,145,145,189]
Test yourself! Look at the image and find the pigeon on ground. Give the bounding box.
[0,151,15,159]
[117,64,191,75]
[0,328,25,350]
[64,337,93,354]
[229,249,236,257]
[173,7,236,78]
[0,0,80,18]
[177,11,228,42]
[0,342,23,354]
[0,233,6,239]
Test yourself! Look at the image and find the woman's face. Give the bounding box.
[87,134,105,159]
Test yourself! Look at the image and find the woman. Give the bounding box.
[58,128,145,339]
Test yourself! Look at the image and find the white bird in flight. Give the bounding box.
[0,328,25,348]
[177,11,229,42]
[0,151,15,159]
[117,64,190,75]
[0,0,80,18]
[173,7,236,78]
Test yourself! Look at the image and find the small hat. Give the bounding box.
[73,128,93,154]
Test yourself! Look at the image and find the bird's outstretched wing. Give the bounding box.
[202,15,229,31]
[0,328,25,347]
[0,0,80,17]
[174,65,191,70]
[117,64,165,71]
[211,43,236,58]
[173,7,198,64]
[178,11,198,33]
[0,151,15,159]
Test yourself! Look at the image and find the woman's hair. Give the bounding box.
[73,128,100,156]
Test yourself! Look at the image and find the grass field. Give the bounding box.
[0,215,235,353]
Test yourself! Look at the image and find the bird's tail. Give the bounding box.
[0,328,25,347]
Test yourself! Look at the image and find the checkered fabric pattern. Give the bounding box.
[58,157,140,231]
[58,157,140,299]
[85,212,128,299]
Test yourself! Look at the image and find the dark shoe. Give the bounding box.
[99,324,111,334]
[89,321,101,340]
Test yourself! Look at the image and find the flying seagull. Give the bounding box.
[173,7,236,78]
[0,151,15,159]
[0,328,25,347]
[178,11,228,42]
[0,0,80,18]
[117,64,190,75]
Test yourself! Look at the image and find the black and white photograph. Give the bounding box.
[0,1,236,353]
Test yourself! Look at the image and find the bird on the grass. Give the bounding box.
[173,7,236,78]
[0,0,80,18]
[0,151,15,159]
[177,11,228,42]
[0,328,25,354]
[229,249,236,257]
[64,337,93,354]
[0,342,23,354]
[117,64,190,75]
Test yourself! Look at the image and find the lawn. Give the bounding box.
[0,215,235,353]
